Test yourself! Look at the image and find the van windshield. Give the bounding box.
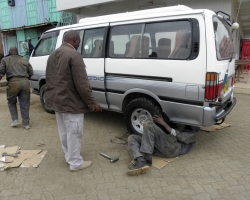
[33,31,59,57]
[213,17,234,60]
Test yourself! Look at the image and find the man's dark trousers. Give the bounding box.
[7,77,30,126]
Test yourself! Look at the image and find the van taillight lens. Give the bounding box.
[205,73,221,101]
[231,76,235,86]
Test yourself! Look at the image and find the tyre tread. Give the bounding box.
[40,84,55,114]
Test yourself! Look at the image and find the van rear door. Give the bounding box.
[212,16,235,102]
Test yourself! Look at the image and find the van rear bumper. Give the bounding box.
[214,97,237,122]
[203,97,237,126]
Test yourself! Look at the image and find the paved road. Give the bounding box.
[0,87,249,200]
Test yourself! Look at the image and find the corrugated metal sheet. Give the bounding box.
[0,0,71,30]
[9,0,28,28]
[37,0,49,24]
[26,0,38,25]
[0,1,10,29]
[49,0,61,22]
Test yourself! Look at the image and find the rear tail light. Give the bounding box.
[231,76,235,86]
[205,73,222,101]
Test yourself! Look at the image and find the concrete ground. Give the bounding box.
[0,86,249,200]
[234,69,250,94]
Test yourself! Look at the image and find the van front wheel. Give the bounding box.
[124,98,161,135]
[40,84,55,114]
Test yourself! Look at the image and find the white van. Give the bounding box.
[29,5,237,135]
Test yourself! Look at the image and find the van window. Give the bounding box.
[110,35,129,55]
[213,17,234,60]
[144,21,191,59]
[109,24,143,58]
[82,28,105,58]
[109,21,191,59]
[33,31,59,57]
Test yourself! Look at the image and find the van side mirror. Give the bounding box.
[232,22,239,30]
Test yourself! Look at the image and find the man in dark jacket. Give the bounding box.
[27,37,34,56]
[127,115,196,175]
[45,30,102,172]
[0,47,33,129]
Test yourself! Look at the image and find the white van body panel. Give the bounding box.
[85,58,108,109]
[30,56,50,71]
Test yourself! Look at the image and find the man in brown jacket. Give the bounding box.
[45,30,102,172]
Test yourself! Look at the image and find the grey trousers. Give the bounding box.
[128,121,192,160]
[7,77,30,126]
[55,112,84,170]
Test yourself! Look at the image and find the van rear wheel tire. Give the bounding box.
[40,84,55,114]
[124,98,161,135]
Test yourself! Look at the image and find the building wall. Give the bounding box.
[0,0,73,56]
[2,31,17,56]
[16,30,26,56]
[70,0,231,19]
[0,1,10,30]
[2,29,38,57]
[56,0,121,11]
[0,0,64,30]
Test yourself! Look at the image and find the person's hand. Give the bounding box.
[153,115,166,126]
[92,104,102,112]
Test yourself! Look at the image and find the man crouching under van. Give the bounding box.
[127,115,196,176]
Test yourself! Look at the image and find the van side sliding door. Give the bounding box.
[79,24,109,109]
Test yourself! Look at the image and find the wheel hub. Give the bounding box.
[138,115,147,125]
[131,108,153,134]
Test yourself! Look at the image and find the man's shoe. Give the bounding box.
[126,165,150,176]
[11,120,19,127]
[23,125,30,130]
[126,156,150,176]
[128,160,136,170]
[69,160,92,172]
